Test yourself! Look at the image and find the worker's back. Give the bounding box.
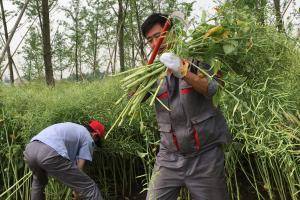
[31,122,94,163]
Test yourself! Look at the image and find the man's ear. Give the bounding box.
[91,132,98,140]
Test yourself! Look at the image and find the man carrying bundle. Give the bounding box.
[141,13,232,199]
[23,120,105,200]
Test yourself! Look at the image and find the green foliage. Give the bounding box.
[52,31,70,79]
[175,3,300,199]
[0,78,157,199]
[13,0,58,18]
[21,27,44,81]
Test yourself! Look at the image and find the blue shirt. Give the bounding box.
[31,122,94,162]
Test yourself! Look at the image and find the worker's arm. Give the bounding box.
[183,71,209,96]
[72,159,86,200]
[77,159,86,170]
[159,53,219,97]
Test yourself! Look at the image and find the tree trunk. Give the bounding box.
[75,27,79,81]
[0,0,14,84]
[132,0,146,62]
[12,59,23,83]
[273,0,284,32]
[59,54,63,79]
[113,41,117,74]
[36,0,43,33]
[92,19,99,76]
[41,0,55,86]
[0,0,29,66]
[128,7,135,67]
[117,0,125,72]
[74,1,80,81]
[29,60,32,81]
[79,46,82,79]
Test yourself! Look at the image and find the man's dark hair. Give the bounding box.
[83,124,94,133]
[83,124,102,147]
[141,13,171,37]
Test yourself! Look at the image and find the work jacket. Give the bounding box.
[155,62,231,155]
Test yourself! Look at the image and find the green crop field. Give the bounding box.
[0,1,299,199]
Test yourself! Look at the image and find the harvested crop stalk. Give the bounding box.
[149,78,164,106]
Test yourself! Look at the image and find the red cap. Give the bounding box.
[89,120,105,138]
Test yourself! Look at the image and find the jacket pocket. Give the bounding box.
[190,112,217,149]
[158,123,178,152]
[190,111,216,124]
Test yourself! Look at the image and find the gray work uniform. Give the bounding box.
[147,62,232,200]
[23,122,103,200]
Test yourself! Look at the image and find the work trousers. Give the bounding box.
[23,140,103,200]
[146,145,229,200]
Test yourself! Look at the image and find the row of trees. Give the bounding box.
[0,0,299,86]
[1,0,195,85]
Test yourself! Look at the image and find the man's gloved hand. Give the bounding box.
[159,52,189,78]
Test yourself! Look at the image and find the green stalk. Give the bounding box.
[105,97,134,138]
[109,65,147,77]
[149,91,171,111]
[0,172,32,198]
[149,77,164,106]
[125,67,164,89]
[122,64,161,83]
[133,78,157,96]
[115,93,127,105]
